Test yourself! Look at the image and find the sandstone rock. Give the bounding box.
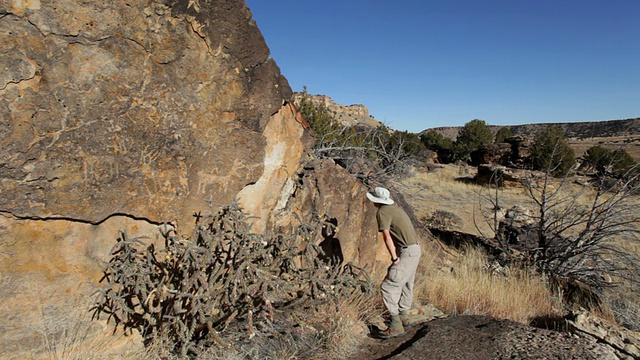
[272,158,387,278]
[470,142,513,166]
[495,205,537,246]
[0,215,159,358]
[0,0,377,357]
[568,310,640,359]
[466,136,533,168]
[506,135,532,166]
[475,164,524,187]
[0,0,293,228]
[293,92,382,128]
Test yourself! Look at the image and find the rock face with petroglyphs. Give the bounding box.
[0,0,294,227]
[0,1,382,357]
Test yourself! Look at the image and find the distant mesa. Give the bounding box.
[293,92,383,128]
[423,117,640,158]
[422,117,640,140]
[292,93,640,158]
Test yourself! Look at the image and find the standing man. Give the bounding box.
[367,187,421,339]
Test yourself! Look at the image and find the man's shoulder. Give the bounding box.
[379,205,406,217]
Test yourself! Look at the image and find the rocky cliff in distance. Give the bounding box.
[0,1,383,357]
[294,92,383,128]
[426,118,640,140]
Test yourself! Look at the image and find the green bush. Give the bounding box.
[385,130,426,159]
[530,126,575,177]
[454,119,493,162]
[494,127,513,143]
[584,145,619,177]
[584,145,611,173]
[421,130,454,163]
[586,146,637,178]
[421,130,453,151]
[610,149,637,178]
[295,90,354,149]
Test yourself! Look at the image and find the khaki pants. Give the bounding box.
[381,244,421,316]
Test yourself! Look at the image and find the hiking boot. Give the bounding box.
[379,315,405,339]
[399,312,413,327]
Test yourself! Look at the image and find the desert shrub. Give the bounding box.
[420,130,455,163]
[481,158,640,312]
[295,90,427,185]
[606,292,640,332]
[609,149,637,179]
[584,146,637,179]
[529,125,575,177]
[422,210,463,231]
[453,119,493,162]
[494,127,513,143]
[380,129,428,175]
[584,145,612,175]
[611,149,637,174]
[295,89,357,150]
[384,130,425,159]
[92,203,372,357]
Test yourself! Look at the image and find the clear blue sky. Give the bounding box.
[245,0,640,133]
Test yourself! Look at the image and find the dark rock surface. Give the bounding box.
[357,315,618,360]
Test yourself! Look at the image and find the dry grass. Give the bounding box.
[400,163,640,327]
[398,164,566,324]
[40,297,142,360]
[570,135,640,159]
[415,246,561,324]
[305,295,380,359]
[397,164,532,237]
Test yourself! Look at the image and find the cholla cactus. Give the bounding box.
[91,202,371,355]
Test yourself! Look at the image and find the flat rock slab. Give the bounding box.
[357,315,619,360]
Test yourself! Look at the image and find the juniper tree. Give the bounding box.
[495,127,513,143]
[454,119,493,162]
[530,125,575,177]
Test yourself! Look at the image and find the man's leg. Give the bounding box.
[398,245,421,313]
[380,266,408,338]
[381,266,404,316]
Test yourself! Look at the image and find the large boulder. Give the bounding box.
[0,0,293,227]
[0,0,378,357]
[506,135,532,166]
[470,142,512,166]
[272,159,387,277]
[475,164,524,187]
[470,136,532,168]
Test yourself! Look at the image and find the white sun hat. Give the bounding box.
[366,187,394,205]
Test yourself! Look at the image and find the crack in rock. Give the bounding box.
[0,209,170,227]
[0,53,38,91]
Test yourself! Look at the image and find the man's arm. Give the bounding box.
[382,229,399,264]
